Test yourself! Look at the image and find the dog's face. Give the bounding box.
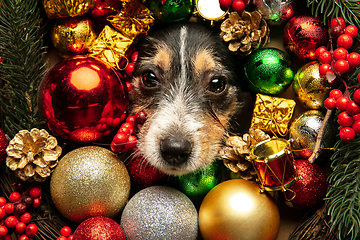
[131,24,242,175]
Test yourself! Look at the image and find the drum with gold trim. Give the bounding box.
[195,0,228,25]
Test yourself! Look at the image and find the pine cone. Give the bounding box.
[6,128,62,182]
[219,128,270,180]
[220,11,270,56]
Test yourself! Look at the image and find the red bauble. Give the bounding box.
[73,216,126,240]
[89,0,123,20]
[0,128,8,165]
[37,56,129,144]
[283,15,329,62]
[285,160,328,210]
[126,155,167,188]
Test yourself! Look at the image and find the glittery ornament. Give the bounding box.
[121,186,198,240]
[0,128,8,165]
[289,110,337,160]
[50,146,131,223]
[199,179,280,240]
[42,0,95,19]
[51,17,97,58]
[73,216,126,240]
[126,155,167,188]
[6,128,62,182]
[244,48,294,96]
[89,0,122,20]
[146,0,193,24]
[283,15,329,62]
[293,61,331,109]
[37,56,128,144]
[177,160,222,201]
[254,0,296,24]
[285,159,328,210]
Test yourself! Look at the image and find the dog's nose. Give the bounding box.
[161,136,192,166]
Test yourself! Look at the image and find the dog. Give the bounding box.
[130,23,244,175]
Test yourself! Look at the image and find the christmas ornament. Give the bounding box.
[177,160,222,201]
[199,179,280,240]
[146,0,193,24]
[51,16,97,58]
[42,0,95,19]
[121,186,198,240]
[37,56,129,144]
[283,15,329,62]
[285,159,328,210]
[196,0,228,25]
[126,155,167,188]
[220,11,269,56]
[248,138,299,192]
[293,61,331,109]
[244,48,294,96]
[73,216,126,240]
[219,128,270,180]
[289,110,337,159]
[250,93,296,136]
[6,129,62,182]
[253,0,295,24]
[0,128,8,165]
[89,0,123,20]
[50,146,130,223]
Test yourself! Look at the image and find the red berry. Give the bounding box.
[219,0,232,10]
[340,127,356,142]
[135,112,147,125]
[15,222,27,235]
[319,63,331,76]
[57,237,67,240]
[112,132,129,145]
[2,235,11,240]
[4,203,14,214]
[353,89,360,104]
[318,51,332,64]
[130,51,139,63]
[336,96,349,111]
[0,226,8,237]
[23,196,34,207]
[124,62,135,77]
[232,0,245,12]
[333,47,348,61]
[330,17,346,28]
[15,202,27,215]
[20,212,32,224]
[60,226,72,238]
[338,111,354,126]
[122,135,137,153]
[32,197,42,208]
[25,224,38,238]
[0,197,7,207]
[0,208,5,219]
[347,52,360,68]
[330,89,343,99]
[333,59,350,74]
[337,34,353,49]
[352,120,360,134]
[29,187,41,198]
[5,216,18,228]
[347,101,360,115]
[18,235,29,240]
[9,192,21,203]
[111,141,123,153]
[331,25,345,40]
[324,97,336,110]
[125,115,136,124]
[315,46,327,59]
[68,235,74,240]
[121,122,135,135]
[345,25,358,38]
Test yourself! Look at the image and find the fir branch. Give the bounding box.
[0,0,48,138]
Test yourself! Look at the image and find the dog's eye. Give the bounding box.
[208,78,226,94]
[141,71,159,88]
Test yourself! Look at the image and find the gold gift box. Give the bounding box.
[43,0,95,19]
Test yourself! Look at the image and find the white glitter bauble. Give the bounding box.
[120,186,198,240]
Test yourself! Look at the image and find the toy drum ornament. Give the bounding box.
[248,138,298,192]
[195,0,228,26]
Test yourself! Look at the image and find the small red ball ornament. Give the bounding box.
[283,15,329,62]
[38,56,129,144]
[73,216,126,240]
[285,160,328,210]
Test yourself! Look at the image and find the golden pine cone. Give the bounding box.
[6,128,62,182]
[220,11,270,56]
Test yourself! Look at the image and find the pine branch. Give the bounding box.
[0,0,48,138]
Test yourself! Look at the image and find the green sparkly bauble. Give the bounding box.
[177,160,222,201]
[146,0,193,24]
[244,48,294,96]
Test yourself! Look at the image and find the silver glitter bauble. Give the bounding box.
[289,110,337,160]
[120,186,198,240]
[50,146,131,224]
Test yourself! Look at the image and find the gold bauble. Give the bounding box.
[50,146,130,224]
[199,179,280,240]
[51,16,97,58]
[293,61,331,109]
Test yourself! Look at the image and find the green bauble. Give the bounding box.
[244,48,294,96]
[146,0,193,24]
[178,160,222,201]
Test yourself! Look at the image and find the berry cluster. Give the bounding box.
[0,182,42,240]
[56,226,73,240]
[123,50,139,92]
[111,112,147,153]
[324,89,360,142]
[315,17,360,82]
[219,0,250,13]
